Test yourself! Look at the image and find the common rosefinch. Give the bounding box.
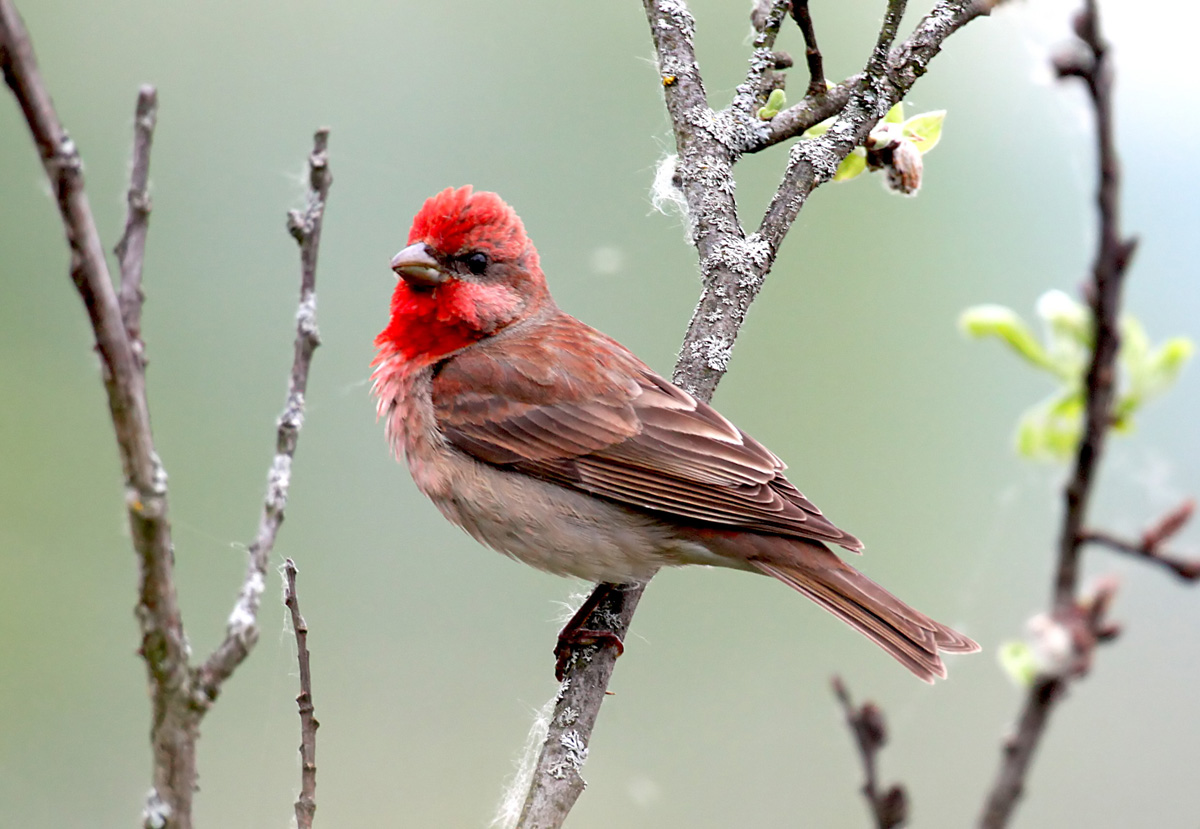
[372,186,977,682]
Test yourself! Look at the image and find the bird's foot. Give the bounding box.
[554,628,625,682]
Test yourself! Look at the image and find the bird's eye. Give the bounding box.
[463,251,489,275]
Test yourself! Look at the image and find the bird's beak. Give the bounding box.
[391,243,448,287]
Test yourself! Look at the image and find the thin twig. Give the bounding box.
[832,677,908,829]
[1081,528,1200,582]
[196,129,331,701]
[976,3,1146,826]
[750,0,997,153]
[114,84,157,349]
[284,559,319,829]
[511,2,992,826]
[791,0,828,97]
[1049,0,1137,613]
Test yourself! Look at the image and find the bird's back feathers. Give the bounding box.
[432,311,863,551]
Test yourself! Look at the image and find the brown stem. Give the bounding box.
[0,6,195,823]
[285,559,319,829]
[833,677,909,829]
[977,3,1144,826]
[1080,530,1200,582]
[114,84,157,350]
[1051,0,1135,612]
[1,11,333,817]
[791,0,828,97]
[978,679,1063,828]
[196,129,331,702]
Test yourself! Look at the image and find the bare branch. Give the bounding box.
[791,0,828,97]
[975,3,1188,826]
[0,5,196,822]
[114,84,157,349]
[832,677,909,829]
[1050,0,1137,612]
[514,584,643,828]
[1081,498,1200,581]
[197,129,331,701]
[3,3,333,821]
[284,559,319,829]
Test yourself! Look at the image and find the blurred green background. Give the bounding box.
[2,1,1197,826]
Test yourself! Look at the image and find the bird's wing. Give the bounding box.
[432,314,861,551]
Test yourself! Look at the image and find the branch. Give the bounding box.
[0,5,196,822]
[284,559,319,829]
[832,677,909,829]
[1049,0,1137,611]
[977,3,1175,826]
[114,84,157,349]
[791,0,828,97]
[747,0,996,154]
[1081,498,1200,581]
[514,584,644,827]
[510,2,991,826]
[196,128,331,701]
[3,3,333,820]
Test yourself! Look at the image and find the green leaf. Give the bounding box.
[1117,324,1193,423]
[1015,389,1084,460]
[903,110,946,154]
[998,641,1038,688]
[757,88,787,120]
[884,101,904,124]
[1036,290,1090,378]
[959,305,1056,372]
[802,118,832,139]
[1144,336,1194,393]
[832,150,868,181]
[1036,290,1090,344]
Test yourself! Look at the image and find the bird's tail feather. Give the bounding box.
[749,545,978,682]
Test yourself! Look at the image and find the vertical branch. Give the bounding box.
[114,84,157,348]
[832,677,908,829]
[790,0,828,96]
[977,3,1141,827]
[284,560,319,829]
[197,128,332,700]
[514,585,644,827]
[1050,0,1135,610]
[1,5,194,823]
[3,4,333,824]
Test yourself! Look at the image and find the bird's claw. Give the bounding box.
[554,628,625,681]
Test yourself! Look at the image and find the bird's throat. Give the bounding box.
[374,283,488,366]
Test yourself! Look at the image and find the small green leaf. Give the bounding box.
[757,88,787,120]
[999,641,1038,688]
[802,118,831,139]
[884,101,904,124]
[903,110,946,154]
[1120,315,1150,366]
[959,305,1057,372]
[1144,336,1194,392]
[1036,290,1090,343]
[1036,290,1090,378]
[832,150,868,181]
[1015,390,1084,460]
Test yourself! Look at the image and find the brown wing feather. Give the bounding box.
[432,313,862,551]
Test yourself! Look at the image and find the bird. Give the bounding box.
[371,185,978,682]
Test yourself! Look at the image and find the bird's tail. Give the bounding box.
[749,540,978,682]
[684,528,977,682]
